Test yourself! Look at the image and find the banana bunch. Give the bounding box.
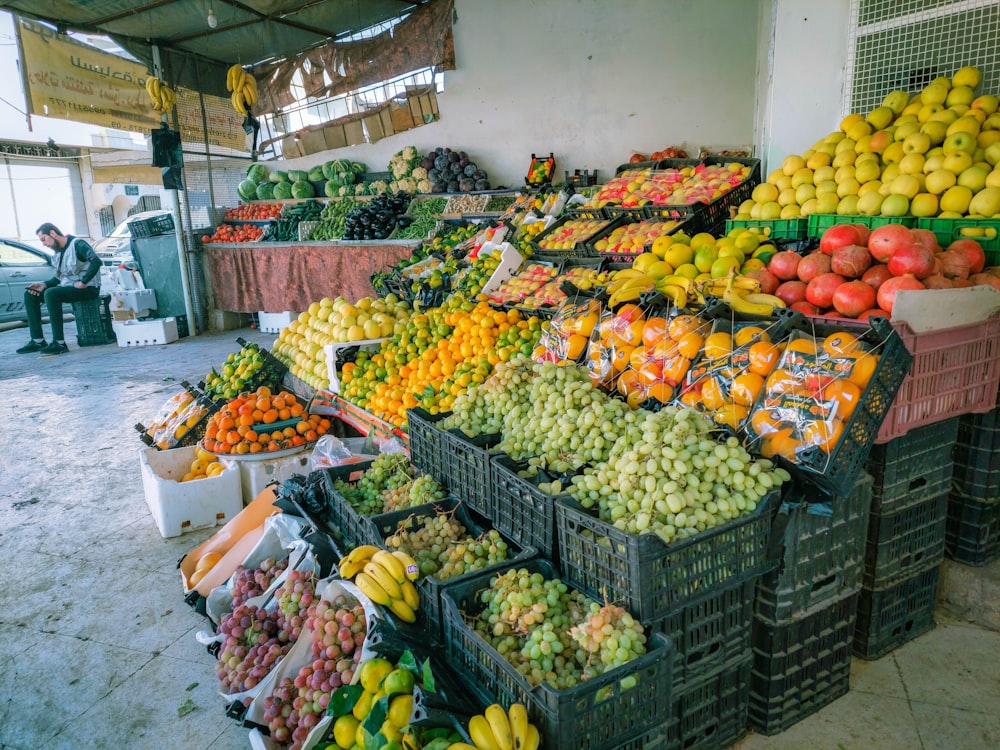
[227,64,257,115]
[699,272,787,316]
[448,703,540,750]
[338,546,421,623]
[145,77,176,113]
[605,268,657,307]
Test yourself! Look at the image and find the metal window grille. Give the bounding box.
[846,0,1000,116]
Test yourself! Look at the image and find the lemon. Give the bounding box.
[333,714,360,748]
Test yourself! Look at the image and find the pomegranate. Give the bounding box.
[831,280,877,318]
[876,274,925,314]
[938,249,971,280]
[888,243,936,279]
[861,264,893,291]
[796,252,833,283]
[922,273,955,289]
[775,280,808,306]
[969,272,1000,291]
[790,300,820,315]
[868,223,914,264]
[743,268,780,295]
[820,224,867,255]
[768,250,802,281]
[946,239,987,274]
[852,224,871,246]
[830,244,873,278]
[805,272,847,310]
[911,228,942,254]
[858,308,889,322]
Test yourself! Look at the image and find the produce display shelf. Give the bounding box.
[528,214,615,261]
[440,558,674,750]
[853,565,940,661]
[648,578,755,693]
[944,492,1000,567]
[664,656,752,750]
[952,403,1000,499]
[680,155,762,236]
[365,497,537,643]
[877,314,1000,444]
[866,418,958,515]
[309,392,407,447]
[406,407,498,514]
[805,214,917,236]
[748,593,857,736]
[862,493,947,591]
[754,474,872,627]
[724,217,807,240]
[554,488,781,622]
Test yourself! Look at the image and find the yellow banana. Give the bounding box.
[338,558,365,580]
[346,545,381,565]
[611,268,649,280]
[485,704,513,750]
[607,274,654,296]
[237,67,248,92]
[391,550,421,581]
[226,63,244,92]
[522,725,540,750]
[446,744,479,750]
[730,275,763,293]
[364,561,402,600]
[468,715,502,750]
[232,90,247,115]
[372,550,406,584]
[656,275,694,292]
[242,81,256,107]
[399,579,420,610]
[742,292,787,309]
[145,76,157,98]
[724,287,777,317]
[507,703,529,750]
[388,597,417,623]
[657,283,689,309]
[608,280,656,307]
[354,571,392,606]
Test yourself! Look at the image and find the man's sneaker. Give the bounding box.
[38,341,69,356]
[16,340,47,354]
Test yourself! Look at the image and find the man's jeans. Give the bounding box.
[25,285,99,341]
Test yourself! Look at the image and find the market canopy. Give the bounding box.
[0,0,428,98]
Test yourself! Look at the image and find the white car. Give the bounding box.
[93,210,173,267]
[0,239,57,323]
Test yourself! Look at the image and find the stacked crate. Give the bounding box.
[747,474,872,735]
[854,420,958,659]
[947,404,1000,566]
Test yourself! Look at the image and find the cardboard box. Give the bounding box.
[323,123,348,149]
[238,449,312,505]
[299,128,328,156]
[406,85,439,122]
[258,310,298,334]
[344,119,366,146]
[280,134,303,159]
[112,310,137,322]
[113,317,179,347]
[390,102,417,133]
[140,445,243,538]
[363,104,395,143]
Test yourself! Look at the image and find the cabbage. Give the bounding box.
[273,181,294,200]
[256,182,275,200]
[246,163,269,183]
[308,165,325,182]
[291,180,315,199]
[324,180,339,198]
[238,179,258,201]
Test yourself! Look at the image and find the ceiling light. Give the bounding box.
[207,8,218,28]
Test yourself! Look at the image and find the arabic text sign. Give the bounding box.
[174,88,248,152]
[18,18,159,133]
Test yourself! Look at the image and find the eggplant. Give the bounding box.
[463,164,477,177]
[448,151,460,163]
[450,162,463,175]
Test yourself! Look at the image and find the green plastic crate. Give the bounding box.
[915,217,1000,263]
[725,218,808,240]
[806,214,916,237]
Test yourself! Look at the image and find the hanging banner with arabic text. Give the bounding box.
[17,18,248,151]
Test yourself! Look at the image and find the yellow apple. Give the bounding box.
[969,186,1000,216]
[882,90,911,115]
[837,195,860,215]
[890,174,922,199]
[925,168,957,194]
[947,117,983,136]
[923,155,945,174]
[806,151,833,169]
[799,197,819,216]
[814,166,836,183]
[920,121,948,145]
[898,153,926,175]
[840,113,866,133]
[791,167,815,187]
[866,105,895,129]
[882,141,907,164]
[881,194,910,216]
[943,151,974,173]
[940,185,973,214]
[972,95,1000,115]
[947,85,976,107]
[943,131,978,155]
[910,193,939,217]
[903,132,932,154]
[957,166,989,192]
[893,121,921,141]
[782,154,806,176]
[952,66,981,89]
[856,191,884,216]
[859,179,883,196]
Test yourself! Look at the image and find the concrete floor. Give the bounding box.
[0,320,998,750]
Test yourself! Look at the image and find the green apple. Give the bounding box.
[943,131,977,155]
[866,105,896,129]
[943,151,974,173]
[881,194,910,216]
[969,186,1000,216]
[836,195,860,215]
[958,166,990,192]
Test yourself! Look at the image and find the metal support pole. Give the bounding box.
[152,45,198,336]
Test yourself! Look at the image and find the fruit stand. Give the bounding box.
[129,65,1000,750]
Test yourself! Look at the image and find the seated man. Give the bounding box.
[17,222,102,356]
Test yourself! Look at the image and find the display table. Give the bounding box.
[204,241,418,313]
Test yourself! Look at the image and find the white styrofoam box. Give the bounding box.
[324,338,388,393]
[110,289,157,316]
[258,310,299,334]
[479,242,524,296]
[113,317,179,347]
[238,448,312,505]
[139,445,242,538]
[107,266,147,291]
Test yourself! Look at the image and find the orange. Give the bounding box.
[703,332,733,360]
[823,379,862,421]
[734,325,770,347]
[626,390,647,409]
[731,373,765,406]
[565,334,588,361]
[802,418,844,454]
[617,369,645,397]
[661,354,691,385]
[676,331,704,360]
[700,377,726,410]
[714,402,749,430]
[611,344,635,373]
[642,317,670,347]
[766,368,804,395]
[646,382,674,403]
[750,408,784,437]
[764,428,801,462]
[822,332,863,356]
[636,360,665,386]
[785,337,819,356]
[668,314,702,341]
[650,339,680,361]
[679,389,702,409]
[748,341,781,377]
[846,351,878,389]
[616,303,646,323]
[629,345,652,370]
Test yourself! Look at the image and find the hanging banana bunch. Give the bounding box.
[145,76,176,113]
[226,64,257,116]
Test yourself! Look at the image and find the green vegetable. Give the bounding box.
[291,180,315,199]
[246,163,268,183]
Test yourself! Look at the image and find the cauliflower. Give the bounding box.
[411,166,428,180]
[417,179,434,194]
[389,180,400,193]
[369,180,388,194]
[338,185,351,197]
[398,177,418,193]
[402,146,418,161]
[392,161,410,179]
[354,183,369,196]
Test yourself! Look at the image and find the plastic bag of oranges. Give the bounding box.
[676,316,786,431]
[745,327,880,467]
[533,297,602,364]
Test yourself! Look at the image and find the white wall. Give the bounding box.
[282,0,764,186]
[759,0,852,174]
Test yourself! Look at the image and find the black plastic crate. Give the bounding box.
[952,406,1000,500]
[649,579,754,693]
[664,656,751,750]
[554,489,780,622]
[128,212,174,238]
[529,214,614,260]
[854,565,939,660]
[487,453,563,560]
[748,593,857,735]
[72,294,115,346]
[366,497,536,642]
[314,459,377,547]
[755,474,872,626]
[866,419,958,514]
[862,494,947,590]
[440,558,674,750]
[406,407,498,514]
[945,492,1000,566]
[687,155,762,236]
